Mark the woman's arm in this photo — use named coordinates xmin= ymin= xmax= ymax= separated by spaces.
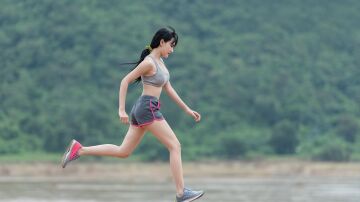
xmin=163 ymin=81 xmax=201 ymax=122
xmin=118 ymin=60 xmax=153 ymax=124
xmin=163 ymin=81 xmax=189 ymax=111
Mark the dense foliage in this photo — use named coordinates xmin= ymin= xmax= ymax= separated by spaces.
xmin=1 ymin=0 xmax=360 ymax=161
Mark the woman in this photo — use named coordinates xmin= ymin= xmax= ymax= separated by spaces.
xmin=61 ymin=27 xmax=204 ymax=202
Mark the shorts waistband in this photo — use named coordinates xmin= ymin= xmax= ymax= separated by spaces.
xmin=139 ymin=95 xmax=159 ymax=100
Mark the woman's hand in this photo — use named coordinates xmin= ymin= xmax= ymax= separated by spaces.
xmin=118 ymin=109 xmax=129 ymax=124
xmin=186 ymin=108 xmax=201 ymax=122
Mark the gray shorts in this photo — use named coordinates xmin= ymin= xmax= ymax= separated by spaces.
xmin=130 ymin=95 xmax=164 ymax=127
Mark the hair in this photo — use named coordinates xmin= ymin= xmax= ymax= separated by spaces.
xmin=120 ymin=26 xmax=178 ymax=84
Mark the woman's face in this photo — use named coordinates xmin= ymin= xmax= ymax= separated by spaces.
xmin=160 ymin=38 xmax=175 ymax=58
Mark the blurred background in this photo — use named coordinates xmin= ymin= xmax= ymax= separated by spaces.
xmin=0 ymin=0 xmax=360 ymax=201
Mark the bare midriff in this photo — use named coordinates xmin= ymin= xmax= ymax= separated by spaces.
xmin=141 ymin=83 xmax=163 ymax=99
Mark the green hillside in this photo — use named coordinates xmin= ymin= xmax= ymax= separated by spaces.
xmin=1 ymin=0 xmax=360 ymax=161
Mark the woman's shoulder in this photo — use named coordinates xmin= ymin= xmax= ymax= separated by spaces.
xmin=136 ymin=57 xmax=156 ymax=75
xmin=139 ymin=57 xmax=156 ymax=69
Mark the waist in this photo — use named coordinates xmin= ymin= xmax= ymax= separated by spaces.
xmin=141 ymin=85 xmax=162 ymax=99
xmin=139 ymin=94 xmax=160 ymax=101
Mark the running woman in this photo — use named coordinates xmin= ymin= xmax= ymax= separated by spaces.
xmin=61 ymin=27 xmax=204 ymax=202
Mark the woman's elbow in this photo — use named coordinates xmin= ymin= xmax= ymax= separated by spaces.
xmin=120 ymin=78 xmax=130 ymax=86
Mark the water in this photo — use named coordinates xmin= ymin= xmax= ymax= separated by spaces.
xmin=0 ymin=176 xmax=359 ymax=202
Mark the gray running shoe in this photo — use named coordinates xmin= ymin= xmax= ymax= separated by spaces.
xmin=176 ymin=187 xmax=204 ymax=202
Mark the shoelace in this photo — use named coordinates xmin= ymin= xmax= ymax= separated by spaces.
xmin=70 ymin=153 xmax=80 ymax=161
xmin=183 ymin=188 xmax=196 ymax=197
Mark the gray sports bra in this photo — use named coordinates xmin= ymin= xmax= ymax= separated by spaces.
xmin=142 ymin=56 xmax=170 ymax=87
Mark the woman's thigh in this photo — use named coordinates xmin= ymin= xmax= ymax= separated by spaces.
xmin=144 ymin=120 xmax=180 ymax=150
xmin=120 ymin=125 xmax=146 ymax=151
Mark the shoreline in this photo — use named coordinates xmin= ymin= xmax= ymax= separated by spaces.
xmin=1 ymin=160 xmax=359 ymax=180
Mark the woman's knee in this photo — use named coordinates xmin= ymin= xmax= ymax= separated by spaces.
xmin=168 ymin=140 xmax=181 ymax=153
xmin=119 ymin=151 xmax=132 ymax=158
xmin=115 ymin=146 xmax=132 ymax=158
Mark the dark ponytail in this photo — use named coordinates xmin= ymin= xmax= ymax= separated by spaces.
xmin=120 ymin=26 xmax=178 ymax=84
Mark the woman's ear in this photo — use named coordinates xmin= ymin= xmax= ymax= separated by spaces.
xmin=160 ymin=39 xmax=165 ymax=47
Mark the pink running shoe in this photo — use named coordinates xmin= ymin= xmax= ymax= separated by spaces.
xmin=61 ymin=139 xmax=82 ymax=168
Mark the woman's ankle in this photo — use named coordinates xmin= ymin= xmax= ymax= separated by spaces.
xmin=78 ymin=147 xmax=85 ymax=156
xmin=176 ymin=188 xmax=184 ymax=197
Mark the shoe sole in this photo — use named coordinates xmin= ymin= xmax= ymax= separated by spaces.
xmin=184 ymin=192 xmax=204 ymax=202
xmin=61 ymin=139 xmax=76 ymax=168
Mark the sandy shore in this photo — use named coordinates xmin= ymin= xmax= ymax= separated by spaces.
xmin=1 ymin=160 xmax=359 ymax=181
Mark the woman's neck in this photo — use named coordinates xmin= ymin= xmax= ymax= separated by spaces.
xmin=149 ymin=49 xmax=162 ymax=59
